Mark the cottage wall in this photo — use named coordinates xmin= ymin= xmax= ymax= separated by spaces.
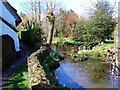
xmin=0 ymin=1 xmax=16 ymax=26
xmin=0 ymin=21 xmax=19 ymax=51
xmin=0 ymin=1 xmax=20 ymax=51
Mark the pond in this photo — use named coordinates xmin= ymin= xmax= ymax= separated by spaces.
xmin=52 ymin=45 xmax=120 ymax=88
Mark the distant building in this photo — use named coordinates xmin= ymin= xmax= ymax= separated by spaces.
xmin=0 ymin=0 xmax=22 ymax=51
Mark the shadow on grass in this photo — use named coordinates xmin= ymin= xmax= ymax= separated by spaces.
xmin=5 ymin=61 xmax=29 ymax=89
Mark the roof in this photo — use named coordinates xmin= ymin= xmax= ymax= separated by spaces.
xmin=2 ymin=0 xmax=22 ymax=26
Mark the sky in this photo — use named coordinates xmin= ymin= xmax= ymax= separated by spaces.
xmin=7 ymin=0 xmax=120 ymax=18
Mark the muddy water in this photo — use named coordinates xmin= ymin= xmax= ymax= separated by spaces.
xmin=52 ymin=45 xmax=120 ymax=88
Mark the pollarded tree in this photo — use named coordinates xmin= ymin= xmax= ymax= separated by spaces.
xmin=46 ymin=3 xmax=56 ymax=47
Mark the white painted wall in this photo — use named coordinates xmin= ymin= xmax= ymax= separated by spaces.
xmin=0 ymin=1 xmax=20 ymax=51
xmin=0 ymin=21 xmax=20 ymax=51
xmin=0 ymin=1 xmax=16 ymax=26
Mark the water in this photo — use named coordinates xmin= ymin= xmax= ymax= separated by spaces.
xmin=52 ymin=45 xmax=120 ymax=88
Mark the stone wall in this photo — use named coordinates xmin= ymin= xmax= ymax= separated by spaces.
xmin=27 ymin=48 xmax=50 ymax=89
xmin=27 ymin=46 xmax=63 ymax=89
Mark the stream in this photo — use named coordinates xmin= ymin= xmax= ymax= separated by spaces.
xmin=52 ymin=45 xmax=120 ymax=88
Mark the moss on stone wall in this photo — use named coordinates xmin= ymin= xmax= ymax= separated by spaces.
xmin=27 ymin=46 xmax=64 ymax=89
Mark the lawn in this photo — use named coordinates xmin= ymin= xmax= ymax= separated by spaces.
xmin=6 ymin=62 xmax=29 ymax=89
xmin=52 ymin=38 xmax=78 ymax=45
xmin=72 ymin=40 xmax=115 ymax=62
xmin=93 ymin=40 xmax=114 ymax=51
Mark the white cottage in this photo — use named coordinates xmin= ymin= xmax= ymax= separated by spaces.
xmin=0 ymin=0 xmax=22 ymax=51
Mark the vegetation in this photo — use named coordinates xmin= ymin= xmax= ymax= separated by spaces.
xmin=75 ymin=0 xmax=116 ymax=49
xmin=6 ymin=50 xmax=63 ymax=89
xmin=18 ymin=1 xmax=116 ymax=50
xmin=72 ymin=40 xmax=114 ymax=62
xmin=54 ymin=9 xmax=67 ymax=38
xmin=7 ymin=0 xmax=118 ymax=89
xmin=18 ymin=27 xmax=43 ymax=45
xmin=52 ymin=38 xmax=78 ymax=45
xmin=6 ymin=62 xmax=29 ymax=89
xmin=38 ymin=49 xmax=63 ymax=87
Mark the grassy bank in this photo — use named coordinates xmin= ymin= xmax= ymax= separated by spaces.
xmin=6 ymin=62 xmax=29 ymax=89
xmin=72 ymin=40 xmax=114 ymax=62
xmin=6 ymin=48 xmax=64 ymax=89
xmin=52 ymin=38 xmax=78 ymax=45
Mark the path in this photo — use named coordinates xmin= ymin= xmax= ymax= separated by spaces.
xmin=1 ymin=42 xmax=31 ymax=89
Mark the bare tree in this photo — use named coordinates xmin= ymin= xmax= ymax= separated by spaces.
xmin=22 ymin=0 xmax=42 ymax=28
xmin=46 ymin=2 xmax=56 ymax=47
xmin=38 ymin=0 xmax=41 ymax=27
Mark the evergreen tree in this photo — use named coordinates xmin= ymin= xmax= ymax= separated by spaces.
xmin=76 ymin=0 xmax=116 ymax=49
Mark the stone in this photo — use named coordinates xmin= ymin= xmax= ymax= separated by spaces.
xmin=27 ymin=49 xmax=50 ymax=88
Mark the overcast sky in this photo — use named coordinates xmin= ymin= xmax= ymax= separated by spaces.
xmin=7 ymin=0 xmax=120 ymax=17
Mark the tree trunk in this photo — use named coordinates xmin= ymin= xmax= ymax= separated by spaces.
xmin=38 ymin=0 xmax=41 ymax=27
xmin=47 ymin=22 xmax=54 ymax=45
xmin=46 ymin=10 xmax=55 ymax=47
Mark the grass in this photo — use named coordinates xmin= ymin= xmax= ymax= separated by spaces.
xmin=72 ymin=40 xmax=114 ymax=62
xmin=104 ymin=40 xmax=114 ymax=43
xmin=6 ymin=39 xmax=114 ymax=89
xmin=93 ymin=40 xmax=114 ymax=51
xmin=52 ymin=38 xmax=78 ymax=45
xmin=6 ymin=49 xmax=63 ymax=89
xmin=6 ymin=62 xmax=29 ymax=89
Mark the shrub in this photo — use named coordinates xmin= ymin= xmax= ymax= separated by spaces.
xmin=73 ymin=50 xmax=104 ymax=61
xmin=91 ymin=50 xmax=101 ymax=58
xmin=18 ymin=29 xmax=26 ymax=39
xmin=20 ymin=27 xmax=42 ymax=45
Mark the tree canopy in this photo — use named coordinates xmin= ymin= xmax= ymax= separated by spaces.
xmin=75 ymin=0 xmax=116 ymax=49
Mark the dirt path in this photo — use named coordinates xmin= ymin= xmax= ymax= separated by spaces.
xmin=1 ymin=42 xmax=31 ymax=89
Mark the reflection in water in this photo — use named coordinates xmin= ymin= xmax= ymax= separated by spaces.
xmin=55 ymin=61 xmax=84 ymax=88
xmin=56 ymin=60 xmax=120 ymax=88
xmin=52 ymin=45 xmax=120 ymax=88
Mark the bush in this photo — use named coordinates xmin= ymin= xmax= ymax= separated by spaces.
xmin=19 ymin=27 xmax=42 ymax=45
xmin=91 ymin=50 xmax=101 ymax=58
xmin=18 ymin=29 xmax=26 ymax=39
xmin=73 ymin=50 xmax=104 ymax=61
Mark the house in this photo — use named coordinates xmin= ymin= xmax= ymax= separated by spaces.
xmin=0 ymin=0 xmax=22 ymax=52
